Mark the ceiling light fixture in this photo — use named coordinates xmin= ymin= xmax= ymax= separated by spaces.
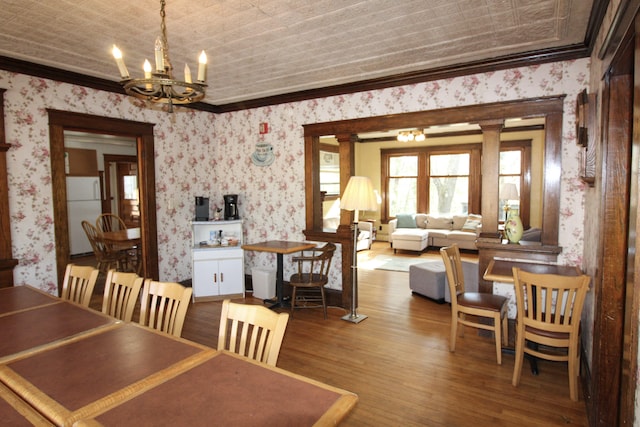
xmin=397 ymin=130 xmax=425 ymax=142
xmin=111 ymin=0 xmax=207 ymax=112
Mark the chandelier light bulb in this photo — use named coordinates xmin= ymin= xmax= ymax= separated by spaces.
xmin=112 ymin=45 xmax=129 ymax=79
xmin=198 ymin=51 xmax=207 ymax=82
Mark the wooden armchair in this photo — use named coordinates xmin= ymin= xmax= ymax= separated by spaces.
xmin=288 ymin=243 xmax=336 ymax=319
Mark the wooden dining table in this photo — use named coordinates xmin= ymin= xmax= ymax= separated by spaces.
xmin=99 ymin=227 xmax=141 ymax=273
xmin=242 ymin=240 xmax=317 ymax=308
xmin=0 ymin=285 xmax=357 ymax=426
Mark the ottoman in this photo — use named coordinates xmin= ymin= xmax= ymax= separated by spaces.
xmin=392 ymin=229 xmax=429 ymax=253
xmin=409 ymin=261 xmax=446 ymax=303
xmin=409 ymin=260 xmax=480 ymax=303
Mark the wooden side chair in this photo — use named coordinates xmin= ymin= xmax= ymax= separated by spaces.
xmin=218 ymin=299 xmax=290 ymax=366
xmin=60 ymin=264 xmax=99 ymax=307
xmin=288 ymin=242 xmax=336 ymax=319
xmin=139 ymin=279 xmax=192 ymax=337
xmin=96 ymin=213 xmax=139 ymax=272
xmin=102 ymin=269 xmax=144 ymax=322
xmin=81 ymin=220 xmax=128 ymax=272
xmin=96 ymin=213 xmax=127 ymax=233
xmin=440 ymin=244 xmax=508 ymax=364
xmin=512 ymin=267 xmax=591 ymax=401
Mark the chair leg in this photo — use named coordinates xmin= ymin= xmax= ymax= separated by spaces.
xmin=290 ymin=286 xmax=297 ymax=318
xmin=450 ymin=313 xmax=458 ymax=352
xmin=319 ymin=286 xmax=327 ymax=319
xmin=494 ymin=313 xmax=502 ymax=365
xmin=568 ymin=344 xmax=579 ymax=401
xmin=512 ymin=330 xmax=525 ymax=387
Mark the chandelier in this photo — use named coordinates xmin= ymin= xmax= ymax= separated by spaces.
xmin=397 ymin=130 xmax=425 ymax=142
xmin=111 ymin=0 xmax=207 ymax=111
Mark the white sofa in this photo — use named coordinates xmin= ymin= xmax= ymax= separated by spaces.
xmin=388 ymin=213 xmax=482 ymax=252
xmin=356 ymin=221 xmax=374 ymax=251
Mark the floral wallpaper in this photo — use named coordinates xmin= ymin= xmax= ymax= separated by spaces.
xmin=1 ymin=58 xmax=589 ymax=296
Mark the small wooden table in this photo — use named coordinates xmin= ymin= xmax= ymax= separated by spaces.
xmin=242 ymin=241 xmax=317 ymax=308
xmin=483 ymin=259 xmax=582 ymax=283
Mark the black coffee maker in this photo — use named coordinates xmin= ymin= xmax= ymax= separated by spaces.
xmin=223 ymin=194 xmax=239 ymax=220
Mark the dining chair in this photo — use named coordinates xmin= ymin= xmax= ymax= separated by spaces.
xmin=60 ymin=263 xmax=99 ymax=307
xmin=218 ymin=299 xmax=289 ymax=366
xmin=96 ymin=213 xmax=127 ymax=233
xmin=139 ymin=279 xmax=192 ymax=337
xmin=96 ymin=213 xmax=139 ymax=271
xmin=102 ymin=269 xmax=144 ymax=322
xmin=288 ymin=242 xmax=336 ymax=319
xmin=81 ymin=220 xmax=128 ymax=272
xmin=440 ymin=244 xmax=508 ymax=364
xmin=511 ymin=267 xmax=591 ymax=401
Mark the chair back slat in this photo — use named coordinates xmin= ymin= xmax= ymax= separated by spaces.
xmin=218 ymin=300 xmax=289 ymax=366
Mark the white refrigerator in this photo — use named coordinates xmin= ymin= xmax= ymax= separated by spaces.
xmin=67 ymin=176 xmax=102 ymax=255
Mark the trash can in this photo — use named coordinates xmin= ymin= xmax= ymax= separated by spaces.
xmin=251 ymin=268 xmax=276 ymax=300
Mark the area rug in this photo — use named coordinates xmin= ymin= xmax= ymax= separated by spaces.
xmin=358 ymin=255 xmax=434 ymax=272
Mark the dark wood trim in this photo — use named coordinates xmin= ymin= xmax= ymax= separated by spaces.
xmin=47 ymin=110 xmax=159 ymax=289
xmin=0 ymin=88 xmax=17 ymax=286
xmin=303 ymin=96 xmax=564 ymax=309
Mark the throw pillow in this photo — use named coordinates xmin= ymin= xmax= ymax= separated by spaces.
xmin=396 ymin=214 xmax=416 ymax=228
xmin=461 ymin=214 xmax=482 ymax=232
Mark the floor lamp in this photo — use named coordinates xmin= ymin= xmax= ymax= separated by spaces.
xmin=340 ymin=176 xmax=378 ymax=324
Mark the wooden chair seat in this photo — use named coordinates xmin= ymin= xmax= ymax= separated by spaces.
xmin=456 ymin=293 xmax=507 ymax=311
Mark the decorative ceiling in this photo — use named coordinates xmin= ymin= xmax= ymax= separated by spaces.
xmin=0 ymin=0 xmax=599 ymax=108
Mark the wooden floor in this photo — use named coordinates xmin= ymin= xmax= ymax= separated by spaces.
xmin=86 ymin=242 xmax=588 ymax=426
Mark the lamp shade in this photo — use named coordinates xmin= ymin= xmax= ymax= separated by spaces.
xmin=499 ymin=183 xmax=519 ymax=200
xmin=340 ymin=176 xmax=378 ymax=222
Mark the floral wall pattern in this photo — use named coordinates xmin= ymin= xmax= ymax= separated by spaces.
xmin=1 ymin=58 xmax=589 ymax=296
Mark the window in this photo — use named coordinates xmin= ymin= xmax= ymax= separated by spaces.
xmin=382 ymin=141 xmax=530 ymax=224
xmin=388 ymin=155 xmax=418 ymax=217
xmin=429 ymin=153 xmax=469 ymax=215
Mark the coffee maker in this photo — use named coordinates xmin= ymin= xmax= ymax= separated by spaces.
xmin=195 ymin=196 xmax=209 ymax=221
xmin=223 ymin=194 xmax=239 ymax=220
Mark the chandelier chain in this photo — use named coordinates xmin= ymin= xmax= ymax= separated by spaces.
xmin=159 ymin=0 xmax=173 ymax=77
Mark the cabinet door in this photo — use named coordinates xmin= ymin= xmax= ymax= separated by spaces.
xmin=218 ymin=257 xmax=244 ymax=295
xmin=193 ymin=259 xmax=219 ymax=298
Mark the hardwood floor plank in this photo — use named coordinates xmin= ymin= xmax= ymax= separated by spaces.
xmin=88 ymin=243 xmax=588 ymax=426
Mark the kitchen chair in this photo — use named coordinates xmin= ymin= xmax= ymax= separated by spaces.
xmin=440 ymin=244 xmax=508 ymax=364
xmin=218 ymin=299 xmax=289 ymax=366
xmin=102 ymin=269 xmax=144 ymax=322
xmin=139 ymin=279 xmax=192 ymax=337
xmin=60 ymin=263 xmax=99 ymax=307
xmin=288 ymin=242 xmax=336 ymax=319
xmin=82 ymin=220 xmax=128 ymax=272
xmin=96 ymin=213 xmax=139 ymax=271
xmin=96 ymin=213 xmax=127 ymax=233
xmin=511 ymin=267 xmax=591 ymax=401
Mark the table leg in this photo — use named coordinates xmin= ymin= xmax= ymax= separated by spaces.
xmin=264 ymin=254 xmax=289 ymax=309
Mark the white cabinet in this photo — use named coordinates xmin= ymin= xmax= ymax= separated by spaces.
xmin=191 ymin=220 xmax=244 ymax=302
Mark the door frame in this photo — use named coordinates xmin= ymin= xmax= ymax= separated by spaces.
xmin=48 ymin=110 xmax=159 ymax=288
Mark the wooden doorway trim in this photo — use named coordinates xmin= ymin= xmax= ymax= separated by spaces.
xmin=48 ymin=110 xmax=158 ymax=289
